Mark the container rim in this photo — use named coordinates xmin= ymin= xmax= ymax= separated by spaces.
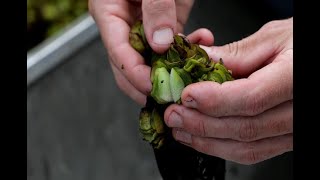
xmin=27 ymin=13 xmax=99 ymax=88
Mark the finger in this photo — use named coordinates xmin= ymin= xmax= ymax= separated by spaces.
xmin=89 ymin=1 xmax=152 ymax=95
xmin=109 ymin=59 xmax=147 ymax=106
xmin=97 ymin=15 xmax=152 ymax=95
xmin=89 ymin=0 xmax=139 ymax=27
xmin=186 ymin=28 xmax=214 ymax=46
xmin=175 ymin=0 xmax=195 ymax=33
xmin=142 ymin=0 xmax=176 ymax=53
xmin=172 ymin=131 xmax=292 ymax=165
xmin=200 ymin=18 xmax=293 ymax=77
xmin=164 ymin=101 xmax=292 ymax=142
xmin=181 ymin=51 xmax=293 ymax=116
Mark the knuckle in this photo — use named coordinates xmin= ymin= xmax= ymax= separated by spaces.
xmin=243 ymin=149 xmax=258 ymax=165
xmin=260 ymin=19 xmax=289 ymax=35
xmin=239 ymin=143 xmax=260 ymax=165
xmin=238 ymin=120 xmax=258 ymax=141
xmin=261 ymin=18 xmax=292 ymax=31
xmin=183 ymin=109 xmax=210 ymax=137
xmin=259 ymin=19 xmax=293 ymax=44
xmin=225 ymin=38 xmax=249 ymax=59
xmin=244 ymin=92 xmax=266 ymax=116
xmin=144 ymin=0 xmax=174 ymax=15
xmin=261 ymin=20 xmax=281 ymax=31
xmin=270 ymin=118 xmax=292 ymax=135
xmin=227 ymin=41 xmax=240 ymax=57
xmin=196 ymin=119 xmax=207 ymax=137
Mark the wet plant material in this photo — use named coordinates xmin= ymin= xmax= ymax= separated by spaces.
xmin=130 ymin=20 xmax=233 ymax=180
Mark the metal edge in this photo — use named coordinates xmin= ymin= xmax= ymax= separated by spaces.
xmin=27 ymin=12 xmax=99 ymax=88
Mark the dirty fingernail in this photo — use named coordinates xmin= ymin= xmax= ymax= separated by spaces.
xmin=184 ymin=96 xmax=197 ymax=108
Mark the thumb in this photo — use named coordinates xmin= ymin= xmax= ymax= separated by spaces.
xmin=142 ymin=0 xmax=176 ymax=54
xmin=201 ymin=21 xmax=286 ymax=78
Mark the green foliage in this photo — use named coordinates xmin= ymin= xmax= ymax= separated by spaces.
xmin=130 ymin=20 xmax=234 ymax=149
xmin=27 ymin=0 xmax=88 ymax=43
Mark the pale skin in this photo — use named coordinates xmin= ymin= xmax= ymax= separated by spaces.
xmin=165 ymin=18 xmax=293 ymax=165
xmin=89 ymin=0 xmax=293 ymax=165
xmin=88 ymin=0 xmax=195 ymax=104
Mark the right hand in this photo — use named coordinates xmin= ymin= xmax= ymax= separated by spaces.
xmin=88 ymin=0 xmax=195 ymax=105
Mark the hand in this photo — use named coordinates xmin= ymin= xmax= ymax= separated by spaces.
xmin=88 ymin=0 xmax=194 ymax=105
xmin=164 ymin=18 xmax=293 ymax=165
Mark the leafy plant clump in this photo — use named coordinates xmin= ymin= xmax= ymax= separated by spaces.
xmin=130 ymin=20 xmax=234 ymax=150
xmin=130 ymin=20 xmax=231 ymax=180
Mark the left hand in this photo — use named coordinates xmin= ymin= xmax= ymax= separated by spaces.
xmin=164 ymin=18 xmax=293 ymax=165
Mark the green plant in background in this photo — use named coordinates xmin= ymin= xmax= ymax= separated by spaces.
xmin=27 ymin=0 xmax=88 ymax=49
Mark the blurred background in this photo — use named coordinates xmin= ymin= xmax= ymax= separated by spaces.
xmin=27 ymin=0 xmax=293 ymax=180
xmin=27 ymin=0 xmax=88 ymax=51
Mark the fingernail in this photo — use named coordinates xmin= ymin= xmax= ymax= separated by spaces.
xmin=153 ymin=28 xmax=173 ymax=45
xmin=175 ymin=130 xmax=192 ymax=144
xmin=168 ymin=111 xmax=183 ymax=128
xmin=184 ymin=96 xmax=197 ymax=108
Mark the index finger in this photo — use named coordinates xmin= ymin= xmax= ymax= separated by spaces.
xmin=91 ymin=1 xmax=152 ymax=95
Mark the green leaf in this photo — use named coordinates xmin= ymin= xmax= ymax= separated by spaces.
xmin=196 ymin=45 xmax=210 ymax=61
xmin=143 ymin=132 xmax=158 ymax=142
xmin=151 ymin=108 xmax=165 ymax=134
xmin=173 ymin=67 xmax=192 ymax=86
xmin=170 ymin=68 xmax=186 ymax=103
xmin=215 ymin=69 xmax=227 ymax=82
xmin=167 ymin=46 xmax=181 ymax=63
xmin=151 ymin=67 xmax=173 ymax=104
xmin=129 ymin=33 xmax=145 ymax=54
xmin=207 ymin=71 xmax=223 ymax=83
xmin=151 ymin=59 xmax=167 ymax=83
xmin=153 ymin=138 xmax=165 ymax=149
xmin=139 ymin=108 xmax=152 ymax=131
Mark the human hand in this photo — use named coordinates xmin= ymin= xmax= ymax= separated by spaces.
xmin=88 ymin=0 xmax=194 ymax=105
xmin=164 ymin=18 xmax=293 ymax=165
